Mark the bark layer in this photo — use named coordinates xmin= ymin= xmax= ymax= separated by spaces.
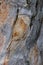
xmin=0 ymin=0 xmax=43 ymax=65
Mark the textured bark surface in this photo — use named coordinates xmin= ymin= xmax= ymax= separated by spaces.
xmin=0 ymin=0 xmax=43 ymax=65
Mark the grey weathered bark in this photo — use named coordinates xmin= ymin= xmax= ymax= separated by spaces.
xmin=0 ymin=0 xmax=43 ymax=65
xmin=26 ymin=0 xmax=43 ymax=49
xmin=26 ymin=0 xmax=43 ymax=65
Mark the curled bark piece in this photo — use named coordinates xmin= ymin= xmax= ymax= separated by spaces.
xmin=12 ymin=15 xmax=30 ymax=40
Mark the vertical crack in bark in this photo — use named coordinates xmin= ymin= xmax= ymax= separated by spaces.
xmin=7 ymin=8 xmax=19 ymax=57
xmin=26 ymin=0 xmax=43 ymax=50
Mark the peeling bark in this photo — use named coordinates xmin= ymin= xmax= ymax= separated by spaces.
xmin=0 ymin=0 xmax=43 ymax=65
